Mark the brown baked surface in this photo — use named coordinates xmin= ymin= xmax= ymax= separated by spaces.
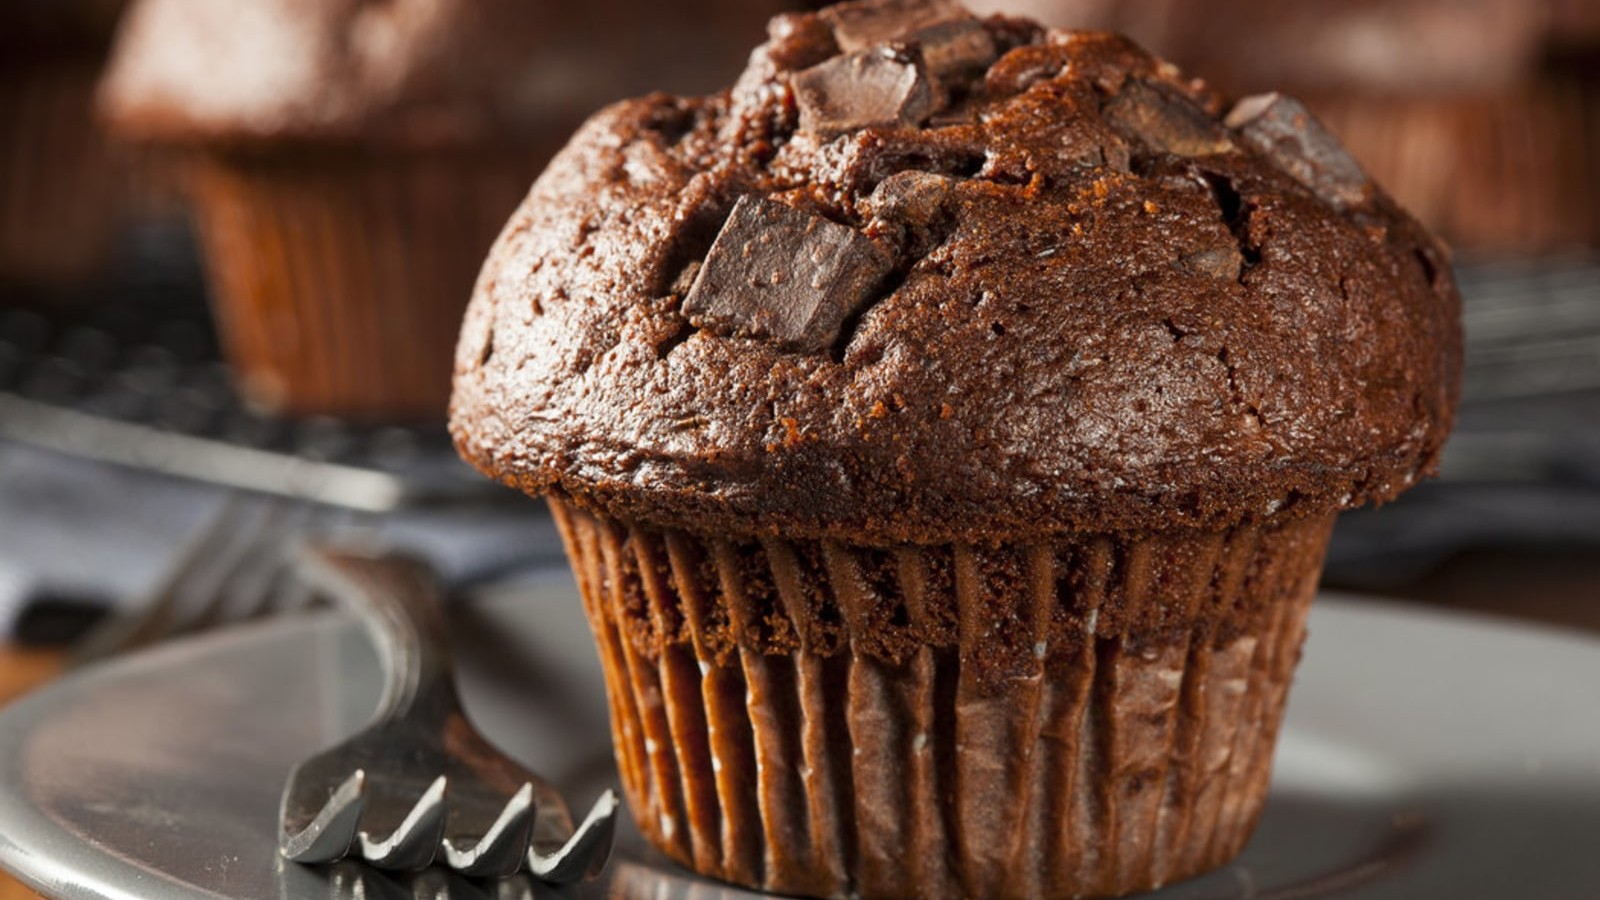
xmin=450 ymin=2 xmax=1463 ymax=545
xmin=98 ymin=0 xmax=817 ymax=146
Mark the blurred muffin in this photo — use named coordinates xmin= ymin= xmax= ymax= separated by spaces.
xmin=99 ymin=0 xmax=818 ymax=420
xmin=451 ymin=1 xmax=1462 ymax=896
xmin=969 ymin=0 xmax=1600 ymax=255
xmin=0 ymin=0 xmax=127 ymax=294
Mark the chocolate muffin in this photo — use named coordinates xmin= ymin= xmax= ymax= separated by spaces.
xmin=451 ymin=1 xmax=1462 ymax=896
xmin=0 ymin=0 xmax=127 ymax=293
xmin=99 ymin=0 xmax=819 ymax=419
xmin=969 ymin=0 xmax=1600 ymax=255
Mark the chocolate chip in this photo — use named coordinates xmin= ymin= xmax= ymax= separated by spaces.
xmin=1181 ymin=245 xmax=1242 ymax=281
xmin=906 ymin=18 xmax=998 ymax=80
xmin=819 ymin=0 xmax=966 ymax=52
xmin=1103 ymin=81 xmax=1234 ymax=157
xmin=1225 ymin=93 xmax=1370 ymax=210
xmin=764 ymin=12 xmax=840 ymax=72
xmin=682 ymin=196 xmax=894 ymax=354
xmin=794 ymin=48 xmax=935 ymax=139
xmin=869 ymin=170 xmax=956 ymax=226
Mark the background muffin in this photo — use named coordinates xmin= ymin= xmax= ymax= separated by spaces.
xmin=969 ymin=0 xmax=1600 ymax=256
xmin=99 ymin=0 xmax=821 ymax=419
xmin=0 ymin=0 xmax=127 ymax=295
xmin=451 ymin=1 xmax=1460 ymax=897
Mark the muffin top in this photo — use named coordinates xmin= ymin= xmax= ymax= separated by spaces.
xmin=451 ymin=0 xmax=1462 ymax=545
xmin=99 ymin=0 xmax=814 ymax=146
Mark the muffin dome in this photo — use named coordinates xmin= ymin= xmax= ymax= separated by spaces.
xmin=451 ymin=0 xmax=1462 ymax=544
xmin=99 ymin=0 xmax=813 ymax=146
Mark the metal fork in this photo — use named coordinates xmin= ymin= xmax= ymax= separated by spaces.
xmin=281 ymin=545 xmax=619 ymax=881
xmin=71 ymin=492 xmax=343 ymax=665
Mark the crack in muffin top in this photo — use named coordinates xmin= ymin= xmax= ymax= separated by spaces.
xmin=450 ymin=0 xmax=1463 ymax=545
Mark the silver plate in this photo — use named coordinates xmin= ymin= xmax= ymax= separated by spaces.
xmin=2 ymin=583 xmax=1599 ymax=899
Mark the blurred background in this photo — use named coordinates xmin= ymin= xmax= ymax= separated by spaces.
xmin=0 ymin=3 xmax=1597 ymax=891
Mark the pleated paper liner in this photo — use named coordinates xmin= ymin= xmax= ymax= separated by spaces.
xmin=550 ymin=497 xmax=1336 ymax=900
xmin=184 ymin=146 xmax=537 ymax=420
xmin=0 ymin=63 xmax=123 ymax=292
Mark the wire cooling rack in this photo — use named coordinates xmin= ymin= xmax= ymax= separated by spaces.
xmin=0 ymin=226 xmax=499 ymax=511
xmin=1455 ymin=256 xmax=1600 ymax=403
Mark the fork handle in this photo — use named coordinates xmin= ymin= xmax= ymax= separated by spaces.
xmin=296 ymin=545 xmax=461 ymax=723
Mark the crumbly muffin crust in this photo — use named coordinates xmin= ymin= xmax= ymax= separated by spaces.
xmin=451 ymin=1 xmax=1462 ymax=544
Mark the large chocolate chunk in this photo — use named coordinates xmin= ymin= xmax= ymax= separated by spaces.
xmin=1226 ymin=92 xmax=1370 ymax=210
xmin=868 ymin=170 xmax=957 ymax=226
xmin=794 ymin=48 xmax=935 ymax=139
xmin=682 ymin=196 xmax=894 ymax=354
xmin=819 ymin=0 xmax=966 ymax=52
xmin=1103 ymin=80 xmax=1234 ymax=157
xmin=907 ymin=18 xmax=998 ymax=80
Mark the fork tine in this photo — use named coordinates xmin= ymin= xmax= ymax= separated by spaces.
xmin=284 ymin=547 xmax=620 ymax=884
xmin=441 ymin=783 xmax=535 ymax=878
xmin=525 ymin=790 xmax=620 ymax=884
xmin=357 ymin=775 xmax=449 ymax=871
xmin=281 ymin=769 xmax=366 ymax=863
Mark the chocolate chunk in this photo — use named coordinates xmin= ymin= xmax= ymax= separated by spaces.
xmin=1103 ymin=81 xmax=1234 ymax=157
xmin=682 ymin=196 xmax=894 ymax=354
xmin=1226 ymin=93 xmax=1370 ymax=210
xmin=819 ymin=0 xmax=966 ymax=52
xmin=794 ymin=48 xmax=935 ymax=139
xmin=906 ymin=18 xmax=998 ymax=80
xmin=869 ymin=170 xmax=956 ymax=226
xmin=763 ymin=12 xmax=840 ymax=72
xmin=1181 ymin=245 xmax=1242 ymax=281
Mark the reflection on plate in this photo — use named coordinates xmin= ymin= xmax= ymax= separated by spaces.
xmin=1 ymin=583 xmax=1599 ymax=899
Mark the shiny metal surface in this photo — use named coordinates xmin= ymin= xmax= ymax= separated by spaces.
xmin=280 ymin=549 xmax=617 ymax=879
xmin=2 ymin=585 xmax=1600 ymax=899
xmin=0 ymin=394 xmax=409 ymax=512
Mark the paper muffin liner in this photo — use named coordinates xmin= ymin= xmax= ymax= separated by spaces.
xmin=184 ymin=148 xmax=536 ymax=419
xmin=0 ymin=63 xmax=122 ymax=292
xmin=549 ymin=497 xmax=1336 ymax=900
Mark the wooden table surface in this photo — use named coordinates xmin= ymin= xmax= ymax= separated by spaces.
xmin=0 ymin=646 xmax=60 ymax=900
